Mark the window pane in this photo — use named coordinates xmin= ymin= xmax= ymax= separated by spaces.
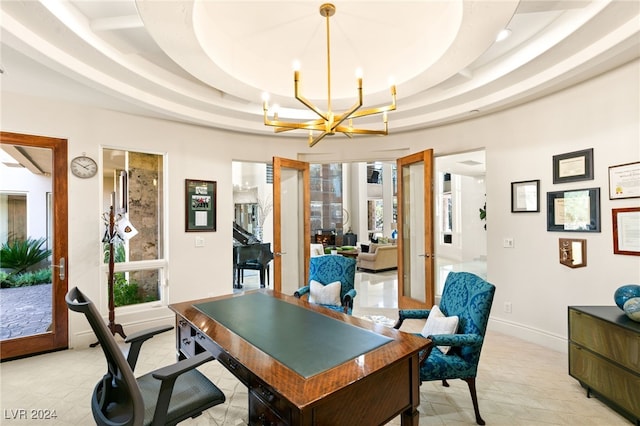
xmin=111 ymin=268 xmax=161 ymax=307
xmin=103 ymin=149 xmax=164 ymax=262
xmin=103 ymin=148 xmax=165 ymax=308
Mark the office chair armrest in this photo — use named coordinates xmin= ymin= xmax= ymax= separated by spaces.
xmin=126 ymin=325 xmax=174 ymax=344
xmin=294 ymin=286 xmax=310 ymax=298
xmin=428 ymin=333 xmax=483 ymax=349
xmin=150 ymin=352 xmax=215 ymax=425
xmin=394 ymin=309 xmax=432 ymax=328
xmin=125 ymin=325 xmax=174 ymax=371
xmin=151 ymin=352 xmax=214 ymax=381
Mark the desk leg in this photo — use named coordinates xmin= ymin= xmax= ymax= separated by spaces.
xmin=401 ymin=407 xmax=419 ymax=426
xmin=401 ymin=354 xmax=421 ymax=426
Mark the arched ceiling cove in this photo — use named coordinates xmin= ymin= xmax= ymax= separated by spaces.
xmin=1 ymin=0 xmax=638 ymax=140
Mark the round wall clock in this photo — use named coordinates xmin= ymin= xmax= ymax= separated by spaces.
xmin=70 ymin=155 xmax=98 ymax=178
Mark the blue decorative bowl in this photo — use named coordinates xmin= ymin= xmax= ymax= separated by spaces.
xmin=623 ymin=297 xmax=640 ymax=322
xmin=614 ymin=284 xmax=640 ymax=310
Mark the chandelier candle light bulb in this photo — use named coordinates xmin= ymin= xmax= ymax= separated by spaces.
xmin=262 ymin=3 xmax=396 ymax=147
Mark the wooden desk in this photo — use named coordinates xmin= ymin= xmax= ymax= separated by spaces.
xmin=170 ymin=289 xmax=430 ymax=425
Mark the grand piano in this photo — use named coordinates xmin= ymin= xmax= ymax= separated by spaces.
xmin=233 ymin=222 xmax=274 ymax=289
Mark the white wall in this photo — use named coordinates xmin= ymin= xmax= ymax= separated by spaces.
xmin=2 ymin=59 xmax=638 ymax=351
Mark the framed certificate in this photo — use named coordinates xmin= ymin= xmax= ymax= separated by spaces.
xmin=547 ymin=188 xmax=600 ymax=232
xmin=612 ymin=207 xmax=640 ymax=256
xmin=511 ymin=180 xmax=540 ymax=212
xmin=608 ymin=161 xmax=640 ymax=199
xmin=552 ymin=148 xmax=594 ymax=184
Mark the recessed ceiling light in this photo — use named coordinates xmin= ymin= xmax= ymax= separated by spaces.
xmin=496 ymin=28 xmax=512 ymax=42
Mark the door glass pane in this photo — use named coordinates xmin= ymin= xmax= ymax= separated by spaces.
xmin=280 ymin=167 xmax=304 ymax=294
xmin=368 ymin=199 xmax=384 ymax=235
xmin=401 ymin=162 xmax=426 ymax=302
xmin=0 ymin=145 xmax=53 ymax=339
xmin=310 ymin=163 xmax=343 ymax=238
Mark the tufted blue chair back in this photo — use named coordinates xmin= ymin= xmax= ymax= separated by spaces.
xmin=309 ymin=255 xmax=356 ymax=300
xmin=439 ymin=272 xmax=495 ymax=365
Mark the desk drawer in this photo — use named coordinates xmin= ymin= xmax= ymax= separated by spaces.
xmin=249 ymin=392 xmax=287 ymax=426
xmin=179 ymin=336 xmax=197 ymax=357
xmin=177 ymin=319 xmax=195 ymax=357
xmin=569 ymin=309 xmax=640 ymax=373
xmin=250 ymin=378 xmax=291 ymax=424
xmin=217 ymin=351 xmax=251 ymax=386
xmin=570 ymin=342 xmax=640 ymax=419
xmin=193 ymin=332 xmax=222 ymax=358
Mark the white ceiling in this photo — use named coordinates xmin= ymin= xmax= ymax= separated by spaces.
xmin=1 ymin=0 xmax=638 ymax=148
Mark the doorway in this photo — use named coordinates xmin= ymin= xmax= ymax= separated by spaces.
xmin=232 ymin=161 xmax=275 ymax=291
xmin=434 ymin=150 xmax=487 ymax=296
xmin=0 ymin=132 xmax=68 ymax=360
xmin=231 ymin=151 xmax=487 ymax=309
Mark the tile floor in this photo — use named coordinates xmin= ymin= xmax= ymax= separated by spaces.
xmin=0 ymin=269 xmax=631 ymax=425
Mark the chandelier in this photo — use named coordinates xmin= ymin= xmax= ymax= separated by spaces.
xmin=262 ymin=3 xmax=397 ymax=148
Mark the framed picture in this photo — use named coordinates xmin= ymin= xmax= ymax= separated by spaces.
xmin=552 ymin=148 xmax=594 ymax=184
xmin=547 ymin=187 xmax=600 ymax=232
xmin=511 ymin=180 xmax=540 ymax=212
xmin=185 ymin=179 xmax=216 ymax=232
xmin=608 ymin=161 xmax=640 ymax=199
xmin=612 ymin=207 xmax=640 ymax=256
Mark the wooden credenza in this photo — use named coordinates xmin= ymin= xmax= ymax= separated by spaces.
xmin=568 ymin=306 xmax=640 ymax=425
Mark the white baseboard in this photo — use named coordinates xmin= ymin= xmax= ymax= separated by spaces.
xmin=488 ymin=317 xmax=568 ymax=353
xmin=69 ymin=314 xmax=175 ymax=349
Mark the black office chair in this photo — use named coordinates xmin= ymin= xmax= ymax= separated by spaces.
xmin=66 ymin=287 xmax=225 ymax=426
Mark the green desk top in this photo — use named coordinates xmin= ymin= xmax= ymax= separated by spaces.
xmin=194 ymin=292 xmax=392 ymax=378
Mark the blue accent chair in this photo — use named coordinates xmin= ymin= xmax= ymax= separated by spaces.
xmin=294 ymin=255 xmax=357 ymax=314
xmin=394 ymin=271 xmax=496 ymax=425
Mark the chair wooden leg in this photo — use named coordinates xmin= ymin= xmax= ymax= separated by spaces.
xmin=463 ymin=378 xmax=485 ymax=425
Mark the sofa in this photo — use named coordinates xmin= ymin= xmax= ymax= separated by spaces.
xmin=357 ymin=243 xmax=397 ymax=272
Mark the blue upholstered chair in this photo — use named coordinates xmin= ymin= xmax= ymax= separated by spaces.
xmin=294 ymin=255 xmax=357 ymax=314
xmin=394 ymin=272 xmax=496 ymax=425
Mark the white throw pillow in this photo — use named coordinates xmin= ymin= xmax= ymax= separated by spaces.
xmin=308 ymin=280 xmax=341 ymax=306
xmin=420 ymin=305 xmax=459 ymax=354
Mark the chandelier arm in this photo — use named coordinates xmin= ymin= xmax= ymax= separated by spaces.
xmin=265 ymin=117 xmax=326 ymax=132
xmin=331 ymin=96 xmax=363 ymax=132
xmin=335 ymin=126 xmax=388 ymax=136
xmin=347 ymin=103 xmax=396 ymax=120
xmin=336 ymin=129 xmax=389 ymax=137
xmin=274 ymin=123 xmax=326 ymax=133
xmin=266 ymin=117 xmax=325 ymax=127
xmin=295 ymin=81 xmax=329 ymax=121
xmin=347 ymin=87 xmax=396 ymax=120
xmin=309 ymin=131 xmax=329 ymax=148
